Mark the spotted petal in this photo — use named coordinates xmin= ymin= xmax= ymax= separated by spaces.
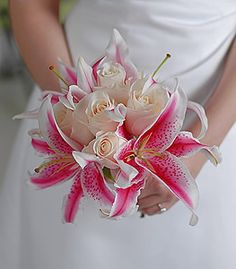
xmin=31 ymin=158 xmax=78 ymax=189
xmin=81 ymin=162 xmax=115 ymax=208
xmin=106 ymin=29 xmax=138 ymax=82
xmin=31 ymin=137 xmax=55 ymax=155
xmin=134 ymin=85 xmax=187 ymax=153
xmin=135 ymin=152 xmax=199 ymax=225
xmin=108 ymin=179 xmax=145 ymax=218
xmin=63 ymin=170 xmax=84 ymax=223
xmin=167 ymin=131 xmax=221 ymax=166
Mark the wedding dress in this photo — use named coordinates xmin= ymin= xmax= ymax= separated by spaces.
xmin=1 ymin=1 xmax=236 ymax=268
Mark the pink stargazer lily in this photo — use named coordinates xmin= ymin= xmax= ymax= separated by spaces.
xmin=115 ymin=84 xmax=221 ymax=225
xmin=29 ymin=95 xmax=83 ymax=190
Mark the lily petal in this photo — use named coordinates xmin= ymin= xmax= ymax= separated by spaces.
xmin=31 ymin=158 xmax=78 ymax=189
xmin=134 ymin=85 xmax=187 ymax=152
xmin=106 ymin=29 xmax=138 ymax=82
xmin=31 ymin=137 xmax=55 ymax=155
xmin=13 ymin=108 xmax=39 ymax=120
xmin=58 ymin=58 xmax=77 ymax=86
xmin=115 ymin=139 xmax=144 ymax=187
xmin=167 ymin=131 xmax=222 ymax=165
xmin=77 ymin=57 xmax=94 ymax=93
xmin=92 ymin=56 xmax=105 ymax=83
xmin=63 ymin=170 xmax=84 ymax=223
xmin=135 ymin=152 xmax=199 ymax=223
xmin=108 ymin=179 xmax=145 ymax=218
xmin=187 ymin=101 xmax=208 ymax=140
xmin=39 ymin=96 xmax=82 ymax=153
xmin=81 ymin=162 xmax=115 ymax=208
xmin=72 ymin=151 xmax=100 ymax=169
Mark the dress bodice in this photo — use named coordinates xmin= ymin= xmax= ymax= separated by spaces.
xmin=65 ymin=0 xmax=236 ymax=103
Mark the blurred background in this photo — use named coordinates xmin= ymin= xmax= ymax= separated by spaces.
xmin=0 ymin=0 xmax=76 ymax=183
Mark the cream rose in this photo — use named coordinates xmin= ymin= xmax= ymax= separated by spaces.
xmin=97 ymin=62 xmax=126 ymax=87
xmin=83 ymin=132 xmax=126 ymax=169
xmin=74 ymin=91 xmax=125 ymax=135
xmin=54 ymin=102 xmax=94 ymax=146
xmin=125 ymin=78 xmax=169 ymax=136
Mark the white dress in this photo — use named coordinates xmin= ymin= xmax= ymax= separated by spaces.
xmin=1 ymin=1 xmax=236 ymax=268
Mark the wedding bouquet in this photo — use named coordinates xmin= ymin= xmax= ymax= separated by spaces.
xmin=15 ymin=29 xmax=221 ymax=225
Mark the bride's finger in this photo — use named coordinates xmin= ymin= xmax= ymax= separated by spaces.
xmin=138 ymin=194 xmax=163 ymax=210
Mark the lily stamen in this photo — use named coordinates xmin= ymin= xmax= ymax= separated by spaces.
xmin=49 ymin=65 xmax=69 ymax=87
xmin=152 ymin=53 xmax=171 ymax=80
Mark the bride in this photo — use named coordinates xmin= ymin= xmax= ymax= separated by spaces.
xmin=1 ymin=0 xmax=236 ymax=268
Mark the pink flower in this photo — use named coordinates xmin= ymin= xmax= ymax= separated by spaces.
xmin=115 ymin=85 xmax=221 ymax=225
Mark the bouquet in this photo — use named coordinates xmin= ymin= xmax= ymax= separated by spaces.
xmin=15 ymin=29 xmax=221 ymax=225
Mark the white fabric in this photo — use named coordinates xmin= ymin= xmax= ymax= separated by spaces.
xmin=1 ymin=1 xmax=236 ymax=268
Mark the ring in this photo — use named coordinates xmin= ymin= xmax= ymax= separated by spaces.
xmin=158 ymin=203 xmax=167 ymax=214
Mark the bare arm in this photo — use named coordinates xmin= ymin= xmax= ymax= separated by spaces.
xmin=9 ymin=0 xmax=72 ymax=91
xmin=139 ymin=37 xmax=236 ymax=215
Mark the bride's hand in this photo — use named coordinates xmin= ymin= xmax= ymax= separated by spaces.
xmin=137 ymin=153 xmax=206 ymax=216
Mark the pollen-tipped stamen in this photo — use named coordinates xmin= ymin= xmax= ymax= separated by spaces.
xmin=152 ymin=53 xmax=171 ymax=80
xmin=49 ymin=65 xmax=69 ymax=87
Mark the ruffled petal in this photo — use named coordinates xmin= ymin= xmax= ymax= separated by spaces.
xmin=31 ymin=158 xmax=78 ymax=188
xmin=77 ymin=57 xmax=94 ymax=93
xmin=81 ymin=162 xmax=115 ymax=208
xmin=134 ymin=85 xmax=187 ymax=153
xmin=187 ymin=101 xmax=208 ymax=140
xmin=135 ymin=152 xmax=199 ymax=225
xmin=63 ymin=170 xmax=84 ymax=223
xmin=167 ymin=131 xmax=221 ymax=165
xmin=108 ymin=179 xmax=145 ymax=218
xmin=106 ymin=29 xmax=138 ymax=82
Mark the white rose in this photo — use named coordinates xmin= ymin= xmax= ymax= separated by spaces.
xmin=83 ymin=132 xmax=126 ymax=169
xmin=74 ymin=91 xmax=126 ymax=136
xmin=125 ymin=78 xmax=169 ymax=136
xmin=54 ymin=102 xmax=94 ymax=146
xmin=97 ymin=62 xmax=126 ymax=87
